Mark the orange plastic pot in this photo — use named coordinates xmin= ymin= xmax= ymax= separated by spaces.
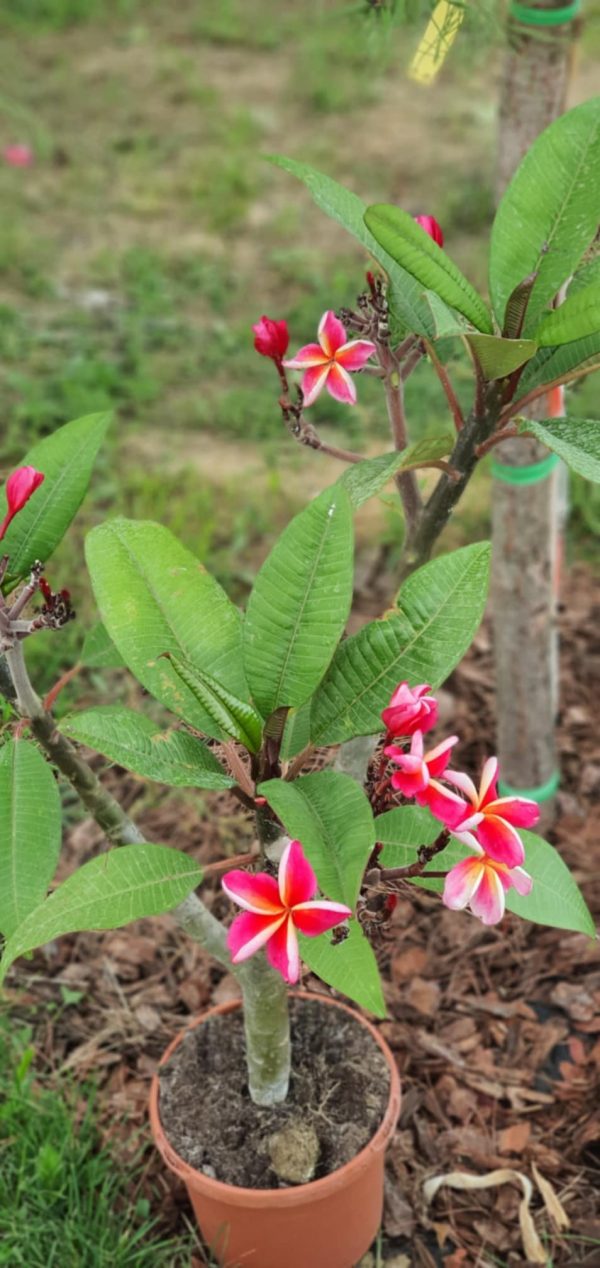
xmin=150 ymin=991 xmax=401 ymax=1268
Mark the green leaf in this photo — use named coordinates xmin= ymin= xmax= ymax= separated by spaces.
xmin=80 ymin=621 xmax=124 ymax=670
xmin=280 ymin=698 xmax=313 ymax=762
xmin=58 ymin=706 xmax=235 ymax=790
xmin=505 ymin=831 xmax=595 ymax=935
xmin=424 ymin=290 xmax=471 ymax=338
xmin=0 ymin=844 xmax=202 ymax=984
xmin=165 ymin=655 xmax=263 ymax=753
xmin=299 ymin=920 xmax=386 ymax=1017
xmin=243 ymin=486 xmax=354 ymax=717
xmin=465 ymin=333 xmax=538 ymax=380
xmin=258 ymin=771 xmax=375 ymax=907
xmin=364 ymin=204 xmax=493 ymax=333
xmin=536 ymin=284 xmax=600 ymax=346
xmin=489 ymin=99 xmax=600 ymax=335
xmin=310 ymin=543 xmax=491 ymax=745
xmin=340 ymin=435 xmax=455 ymax=509
xmin=85 ymin=519 xmax=246 ymax=740
xmin=516 ymin=418 xmax=600 ymax=483
xmin=375 ymin=804 xmax=441 ymax=850
xmin=0 ymin=739 xmax=61 ymax=939
xmin=568 ymin=243 xmax=600 ymax=298
xmin=2 ymin=413 xmax=111 ymax=588
xmin=502 ymin=272 xmax=539 ymax=340
xmin=269 ymin=155 xmax=435 ymax=337
xmin=517 ymin=331 xmax=600 ymax=396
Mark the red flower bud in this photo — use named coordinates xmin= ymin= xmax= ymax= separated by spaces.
xmin=0 ymin=466 xmax=45 ymax=541
xmin=414 ymin=215 xmax=444 ymax=248
xmin=252 ymin=315 xmax=289 ymax=362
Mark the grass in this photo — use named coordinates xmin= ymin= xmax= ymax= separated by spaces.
xmin=0 ymin=1006 xmax=198 ymax=1267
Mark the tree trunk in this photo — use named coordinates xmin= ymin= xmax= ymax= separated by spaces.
xmin=492 ymin=0 xmax=578 ymax=829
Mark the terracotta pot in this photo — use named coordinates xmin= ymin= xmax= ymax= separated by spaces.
xmin=150 ymin=991 xmax=401 ymax=1268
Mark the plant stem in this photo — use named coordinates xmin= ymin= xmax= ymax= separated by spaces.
xmin=377 ymin=340 xmax=422 ymax=534
xmin=239 ymin=951 xmax=291 ymax=1106
xmin=424 ymin=340 xmax=465 ymax=432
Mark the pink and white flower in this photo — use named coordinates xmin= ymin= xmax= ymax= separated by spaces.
xmin=222 ymin=839 xmax=351 ymax=984
xmin=445 ymin=757 xmax=539 ymax=868
xmin=414 ymin=214 xmax=444 ymax=247
xmin=381 ymin=681 xmax=438 ymax=738
xmin=0 ymin=466 xmax=45 ymax=541
xmin=284 ymin=310 xmax=376 ymax=407
xmin=385 ymin=730 xmax=464 ymax=825
xmin=443 ymin=843 xmax=532 ymax=926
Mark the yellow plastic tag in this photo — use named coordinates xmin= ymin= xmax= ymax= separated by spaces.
xmin=409 ymin=1 xmax=465 ymax=85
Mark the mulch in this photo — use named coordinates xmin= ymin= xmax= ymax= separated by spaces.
xmin=4 ymin=563 xmax=599 ymax=1267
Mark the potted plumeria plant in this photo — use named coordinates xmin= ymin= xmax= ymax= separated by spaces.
xmin=0 ymin=97 xmax=599 ymax=1268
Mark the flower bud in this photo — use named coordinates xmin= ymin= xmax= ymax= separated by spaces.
xmin=0 ymin=466 xmax=45 ymax=540
xmin=414 ymin=214 xmax=444 ymax=247
xmin=381 ymin=681 xmax=438 ymax=737
xmin=252 ymin=315 xmax=290 ymax=362
xmin=3 ymin=143 xmax=33 ymax=168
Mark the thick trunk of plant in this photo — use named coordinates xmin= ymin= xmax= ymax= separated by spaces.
xmin=492 ymin=1 xmax=577 ymax=828
xmin=240 ymin=952 xmax=291 ymax=1107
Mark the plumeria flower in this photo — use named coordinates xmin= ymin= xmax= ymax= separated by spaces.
xmin=283 ymin=310 xmax=376 ymax=407
xmin=0 ymin=466 xmax=44 ymax=541
xmin=414 ymin=214 xmax=444 ymax=246
xmin=445 ymin=757 xmax=539 ymax=868
xmin=3 ymin=143 xmax=33 ymax=168
xmin=381 ymin=681 xmax=438 ymax=738
xmin=443 ymin=843 xmax=532 ymax=926
xmin=385 ymin=730 xmax=463 ymax=824
xmin=252 ymin=315 xmax=289 ymax=362
xmin=222 ymin=839 xmax=351 ymax=984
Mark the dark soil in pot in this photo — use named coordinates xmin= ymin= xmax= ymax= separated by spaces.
xmin=157 ymin=996 xmax=390 ymax=1189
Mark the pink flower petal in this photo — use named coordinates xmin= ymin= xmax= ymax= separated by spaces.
xmin=279 ymin=839 xmax=317 ymax=908
xmin=227 ymin=911 xmax=286 ymax=963
xmin=443 ymin=857 xmax=484 ymax=910
xmin=222 ymin=869 xmax=282 ymax=914
xmin=426 ymin=735 xmax=459 ymax=778
xmin=475 ymin=814 xmax=525 ymax=868
xmin=292 ymin=900 xmax=352 ymax=936
xmin=446 ymin=769 xmax=478 ymax=803
xmin=469 ymin=867 xmax=506 ymax=925
xmin=485 ymin=796 xmax=539 ymax=829
xmin=391 ymin=765 xmax=428 ymax=796
xmin=335 ymin=339 xmax=376 ymax=371
xmin=509 ymin=865 xmax=533 ymax=896
xmin=325 ymin=362 xmax=357 ymax=405
xmin=318 ymin=310 xmax=347 ymax=358
xmin=300 ymin=363 xmax=331 ymax=407
xmin=284 ymin=343 xmax=329 ymax=369
xmin=478 ymin=756 xmax=499 ymax=806
xmin=265 ymin=915 xmax=300 ymax=983
xmin=422 ymin=779 xmax=468 ymax=828
xmin=452 ymin=827 xmax=483 ymax=852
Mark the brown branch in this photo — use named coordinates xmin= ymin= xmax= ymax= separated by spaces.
xmin=376 ymin=340 xmax=423 ymax=531
xmin=424 ymin=339 xmax=465 ymax=432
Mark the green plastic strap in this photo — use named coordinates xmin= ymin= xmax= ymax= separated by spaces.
xmin=510 ymin=1 xmax=581 ymax=25
xmin=491 ymin=452 xmax=560 ymax=485
xmin=498 ymin=770 xmax=560 ymax=803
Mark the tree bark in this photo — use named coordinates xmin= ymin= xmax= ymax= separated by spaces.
xmin=492 ymin=0 xmax=578 ymax=828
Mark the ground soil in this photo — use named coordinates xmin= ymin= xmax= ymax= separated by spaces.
xmin=158 ymin=997 xmax=389 ymax=1188
xmin=4 ymin=561 xmax=599 ymax=1265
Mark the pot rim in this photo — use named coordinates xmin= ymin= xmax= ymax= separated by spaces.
xmin=150 ymin=989 xmax=401 ymax=1208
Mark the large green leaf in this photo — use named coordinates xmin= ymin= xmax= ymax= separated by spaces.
xmin=310 ymin=543 xmax=491 ymax=745
xmin=489 ymin=98 xmax=600 ymax=335
xmin=425 ymin=291 xmax=471 ymax=338
xmin=341 ymin=436 xmax=454 ymax=510
xmin=536 ymin=284 xmax=600 ymax=347
xmin=0 ymin=844 xmax=202 ymax=984
xmin=375 ymin=804 xmax=441 ymax=850
xmin=58 ymin=707 xmax=235 ymax=790
xmin=517 ymin=331 xmax=600 ymax=396
xmin=2 ymin=413 xmax=111 ymax=588
xmin=505 ymin=831 xmax=595 ymax=934
xmin=166 ymin=655 xmax=263 ymax=753
xmin=80 ymin=621 xmax=124 ymax=670
xmin=85 ymin=519 xmax=246 ymax=740
xmin=465 ymin=333 xmax=538 ymax=380
xmin=258 ymin=771 xmax=375 ymax=907
xmin=0 ymin=739 xmax=61 ymax=939
xmin=280 ymin=699 xmax=313 ymax=762
xmin=269 ymin=155 xmax=435 ymax=337
xmin=243 ymin=486 xmax=354 ymax=717
xmin=568 ymin=244 xmax=600 ymax=298
xmin=299 ymin=919 xmax=386 ymax=1017
xmin=364 ymin=204 xmax=493 ymax=333
xmin=517 ymin=418 xmax=600 ymax=483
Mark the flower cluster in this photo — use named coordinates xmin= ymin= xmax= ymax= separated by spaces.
xmin=381 ymin=682 xmax=539 ymax=925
